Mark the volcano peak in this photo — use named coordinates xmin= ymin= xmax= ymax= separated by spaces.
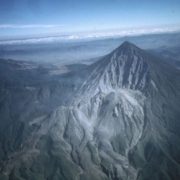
xmin=113 ymin=41 xmax=141 ymax=56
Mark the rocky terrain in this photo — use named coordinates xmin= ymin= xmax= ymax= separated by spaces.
xmin=0 ymin=42 xmax=180 ymax=180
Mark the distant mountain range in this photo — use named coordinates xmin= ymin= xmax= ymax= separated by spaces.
xmin=0 ymin=41 xmax=180 ymax=180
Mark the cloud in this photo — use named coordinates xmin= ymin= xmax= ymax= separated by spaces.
xmin=0 ymin=24 xmax=180 ymax=45
xmin=0 ymin=24 xmax=63 ymax=29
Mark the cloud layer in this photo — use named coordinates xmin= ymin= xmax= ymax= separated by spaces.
xmin=0 ymin=24 xmax=63 ymax=29
xmin=0 ymin=24 xmax=180 ymax=45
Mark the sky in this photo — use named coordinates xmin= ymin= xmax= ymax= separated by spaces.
xmin=0 ymin=0 xmax=180 ymax=40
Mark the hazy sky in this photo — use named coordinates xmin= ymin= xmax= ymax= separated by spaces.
xmin=0 ymin=0 xmax=180 ymax=38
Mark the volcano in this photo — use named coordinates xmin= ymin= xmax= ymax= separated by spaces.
xmin=0 ymin=42 xmax=180 ymax=180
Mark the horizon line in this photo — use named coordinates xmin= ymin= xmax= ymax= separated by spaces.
xmin=0 ymin=24 xmax=180 ymax=45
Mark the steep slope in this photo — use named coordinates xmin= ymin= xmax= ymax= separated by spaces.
xmin=0 ymin=42 xmax=180 ymax=180
xmin=79 ymin=41 xmax=150 ymax=96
